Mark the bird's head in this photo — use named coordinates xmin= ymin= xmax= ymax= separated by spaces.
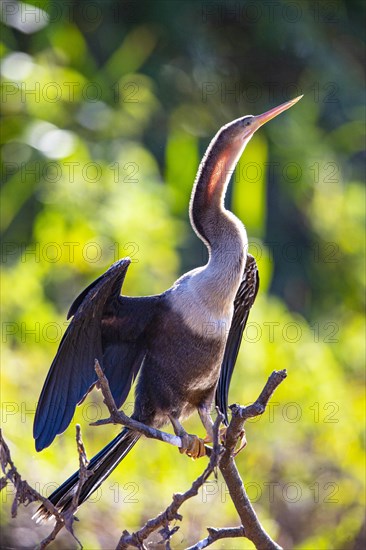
xmin=219 ymin=95 xmax=303 ymax=148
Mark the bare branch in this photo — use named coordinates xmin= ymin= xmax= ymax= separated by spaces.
xmin=0 ymin=429 xmax=61 ymax=521
xmin=2 ymin=369 xmax=287 ymax=550
xmin=38 ymin=523 xmax=65 ymax=550
xmin=0 ymin=429 xmax=65 ymax=548
xmin=219 ymin=369 xmax=287 ymax=550
xmin=114 ymin=370 xmax=286 ymax=550
xmin=1 ymin=426 xmax=92 ymax=549
xmin=116 ymin=413 xmax=225 ymax=549
xmin=227 ymin=369 xmax=288 ymax=449
xmin=59 ymin=424 xmax=93 ymax=547
xmin=186 ymin=526 xmax=246 ymax=550
xmin=72 ymin=424 xmax=91 ymax=511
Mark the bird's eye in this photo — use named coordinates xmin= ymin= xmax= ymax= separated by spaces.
xmin=245 ymin=120 xmax=251 ymax=127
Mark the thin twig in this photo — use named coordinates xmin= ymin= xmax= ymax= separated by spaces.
xmin=71 ymin=424 xmax=92 ymax=512
xmin=39 ymin=424 xmax=93 ymax=548
xmin=0 ymin=429 xmax=66 ymax=549
xmin=59 ymin=424 xmax=93 ymax=548
xmin=38 ymin=523 xmax=65 ymax=550
xmin=0 ymin=426 xmax=93 ymax=549
xmin=0 ymin=429 xmax=61 ymax=521
xmin=186 ymin=526 xmax=246 ymax=550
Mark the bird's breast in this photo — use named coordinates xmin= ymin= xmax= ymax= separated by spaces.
xmin=167 ymin=271 xmax=238 ymax=340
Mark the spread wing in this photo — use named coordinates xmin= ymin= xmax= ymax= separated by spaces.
xmin=34 ymin=258 xmax=157 ymax=451
xmin=215 ymin=254 xmax=259 ymax=425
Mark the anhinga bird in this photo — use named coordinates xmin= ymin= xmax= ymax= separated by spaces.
xmin=33 ymin=96 xmax=302 ymax=520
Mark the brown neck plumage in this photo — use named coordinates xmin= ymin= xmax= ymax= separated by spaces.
xmin=189 ymin=131 xmax=247 ymax=253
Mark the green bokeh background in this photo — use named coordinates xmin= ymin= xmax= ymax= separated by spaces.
xmin=1 ymin=1 xmax=364 ymax=548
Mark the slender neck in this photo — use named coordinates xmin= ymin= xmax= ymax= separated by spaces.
xmin=189 ymin=131 xmax=249 ymax=257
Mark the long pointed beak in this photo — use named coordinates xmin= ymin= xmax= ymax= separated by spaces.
xmin=254 ymin=95 xmax=303 ymax=127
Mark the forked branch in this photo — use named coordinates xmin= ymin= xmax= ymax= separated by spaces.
xmin=94 ymin=362 xmax=287 ymax=549
xmin=1 ymin=368 xmax=287 ymax=549
xmin=219 ymin=369 xmax=287 ymax=550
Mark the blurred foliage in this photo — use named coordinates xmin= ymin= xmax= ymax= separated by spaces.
xmin=1 ymin=0 xmax=365 ymax=549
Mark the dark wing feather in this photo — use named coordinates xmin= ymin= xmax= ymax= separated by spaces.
xmin=215 ymin=254 xmax=259 ymax=425
xmin=34 ymin=258 xmax=155 ymax=451
xmin=66 ymin=272 xmax=107 ymax=320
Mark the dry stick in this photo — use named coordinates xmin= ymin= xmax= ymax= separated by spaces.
xmin=0 ymin=429 xmax=65 ymax=549
xmin=186 ymin=526 xmax=246 ymax=550
xmin=0 ymin=426 xmax=93 ymax=550
xmin=59 ymin=424 xmax=93 ymax=548
xmin=95 ymin=359 xmax=287 ymax=550
xmin=1 ymin=365 xmax=287 ymax=550
xmin=219 ymin=369 xmax=287 ymax=550
xmin=116 ymin=412 xmax=225 ymax=550
xmin=70 ymin=425 xmax=92 ymax=512
xmin=40 ymin=426 xmax=94 ymax=549
xmin=39 ymin=426 xmax=93 ymax=549
xmin=38 ymin=523 xmax=65 ymax=550
xmin=0 ymin=429 xmax=60 ymax=520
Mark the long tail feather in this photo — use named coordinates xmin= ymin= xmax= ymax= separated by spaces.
xmin=33 ymin=428 xmax=140 ymax=522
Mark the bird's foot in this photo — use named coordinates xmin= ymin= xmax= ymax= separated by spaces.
xmin=179 ymin=434 xmax=206 ymax=459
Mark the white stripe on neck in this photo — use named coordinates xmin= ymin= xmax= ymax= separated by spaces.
xmin=169 ymin=216 xmax=247 ymax=337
